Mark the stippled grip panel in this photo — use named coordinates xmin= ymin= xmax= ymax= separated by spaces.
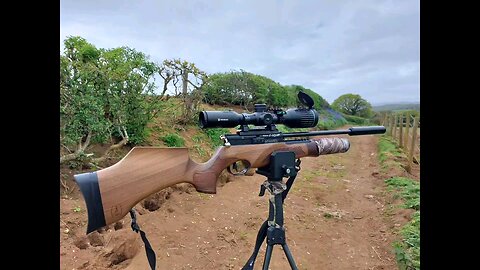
xmin=312 ymin=138 xmax=350 ymax=155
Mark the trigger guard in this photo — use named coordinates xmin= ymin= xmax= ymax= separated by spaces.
xmin=228 ymin=161 xmax=250 ymax=176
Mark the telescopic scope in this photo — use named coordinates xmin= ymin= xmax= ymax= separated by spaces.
xmin=199 ymin=91 xmax=321 ymax=129
xmin=199 ymin=107 xmax=319 ymax=128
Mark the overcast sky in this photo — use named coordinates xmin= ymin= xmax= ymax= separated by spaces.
xmin=60 ymin=0 xmax=419 ymax=105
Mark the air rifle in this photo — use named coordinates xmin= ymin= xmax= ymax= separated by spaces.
xmin=74 ymin=92 xmax=385 ymax=233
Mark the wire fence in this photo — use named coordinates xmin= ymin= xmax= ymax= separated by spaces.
xmin=381 ymin=112 xmax=420 ymax=173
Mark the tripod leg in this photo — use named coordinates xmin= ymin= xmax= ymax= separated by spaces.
xmin=282 ymin=244 xmax=299 ymax=270
xmin=242 ymin=220 xmax=268 ymax=270
xmin=262 ymin=244 xmax=274 ymax=270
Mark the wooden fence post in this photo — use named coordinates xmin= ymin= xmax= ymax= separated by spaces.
xmin=404 ymin=113 xmax=410 ymax=152
xmin=407 ymin=116 xmax=419 ymax=173
xmin=399 ymin=113 xmax=404 ymax=148
xmin=393 ymin=115 xmax=397 ymax=139
xmin=389 ymin=114 xmax=394 ymax=135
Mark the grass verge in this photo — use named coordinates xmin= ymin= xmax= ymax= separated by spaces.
xmin=379 ymin=135 xmax=420 ymax=270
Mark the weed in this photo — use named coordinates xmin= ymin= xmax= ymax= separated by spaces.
xmin=385 ymin=177 xmax=419 ymax=210
xmin=323 ymin=213 xmax=333 ymax=218
xmin=239 ymin=231 xmax=249 ymax=241
xmin=378 ymin=136 xmax=405 ymax=164
xmin=393 ymin=211 xmax=420 ymax=270
xmin=343 ymin=114 xmax=370 ymax=125
xmin=162 ymin=133 xmax=185 ymax=147
xmin=197 ymin=193 xmax=211 ymax=200
xmin=203 ymin=128 xmax=229 ymax=147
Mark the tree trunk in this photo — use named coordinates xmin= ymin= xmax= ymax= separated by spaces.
xmin=60 ymin=152 xmax=80 ymax=163
xmin=60 ymin=131 xmax=92 ymax=164
xmin=60 ymin=128 xmax=129 ymax=165
xmin=182 ymin=68 xmax=191 ymax=121
xmin=91 ymin=137 xmax=128 ymax=163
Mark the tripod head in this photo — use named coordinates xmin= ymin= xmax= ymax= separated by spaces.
xmin=256 ymin=151 xmax=298 ymax=181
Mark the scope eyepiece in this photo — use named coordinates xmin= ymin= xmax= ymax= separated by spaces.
xmin=280 ymin=108 xmax=319 ymax=128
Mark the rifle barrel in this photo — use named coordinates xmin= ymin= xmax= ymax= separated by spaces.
xmin=282 ymin=126 xmax=386 ymax=138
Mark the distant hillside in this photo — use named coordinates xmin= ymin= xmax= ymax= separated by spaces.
xmin=373 ymin=103 xmax=420 ymax=112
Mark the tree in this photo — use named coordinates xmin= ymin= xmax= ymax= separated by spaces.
xmin=203 ymin=70 xmax=259 ymax=108
xmin=161 ymin=59 xmax=207 ymax=123
xmin=331 ymin=93 xmax=373 ymax=117
xmin=60 ymin=36 xmax=161 ymax=164
xmin=202 ymin=71 xmax=325 ymax=109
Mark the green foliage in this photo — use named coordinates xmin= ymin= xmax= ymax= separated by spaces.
xmin=60 ymin=36 xmax=162 ymax=153
xmin=323 ymin=213 xmax=334 ymax=219
xmin=332 ymin=93 xmax=373 ymax=118
xmin=343 ymin=114 xmax=370 ymax=125
xmin=162 ymin=133 xmax=185 ymax=147
xmin=162 ymin=59 xmax=208 ymax=124
xmin=316 ymin=108 xmax=348 ymax=130
xmin=203 ymin=128 xmax=229 ymax=147
xmin=385 ymin=177 xmax=420 ymax=210
xmin=202 ymin=71 xmax=330 ymax=109
xmin=378 ymin=136 xmax=403 ymax=163
xmin=386 ymin=177 xmax=420 ymax=270
xmin=384 ymin=176 xmax=420 ymax=269
xmin=276 ymin=125 xmax=310 ymax=133
xmin=393 ymin=211 xmax=420 ymax=270
xmin=377 ymin=135 xmax=420 ymax=269
xmin=284 ymin=85 xmax=330 ymax=109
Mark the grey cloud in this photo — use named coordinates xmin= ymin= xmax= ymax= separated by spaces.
xmin=60 ymin=0 xmax=419 ymax=105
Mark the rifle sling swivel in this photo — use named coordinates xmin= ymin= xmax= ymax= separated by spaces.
xmin=129 ymin=209 xmax=157 ymax=270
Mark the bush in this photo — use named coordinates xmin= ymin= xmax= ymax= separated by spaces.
xmin=343 ymin=114 xmax=370 ymax=125
xmin=162 ymin=133 xmax=185 ymax=147
xmin=203 ymin=128 xmax=229 ymax=147
xmin=202 ymin=71 xmax=331 ymax=109
xmin=316 ymin=108 xmax=348 ymax=130
xmin=60 ymin=36 xmax=161 ymax=152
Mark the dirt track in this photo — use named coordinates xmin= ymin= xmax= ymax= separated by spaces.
xmin=60 ymin=135 xmax=401 ymax=269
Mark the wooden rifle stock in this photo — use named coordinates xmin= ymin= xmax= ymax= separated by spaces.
xmin=74 ymin=137 xmax=349 ymax=233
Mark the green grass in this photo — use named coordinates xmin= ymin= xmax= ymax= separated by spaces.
xmin=316 ymin=110 xmax=348 ymax=130
xmin=203 ymin=128 xmax=229 ymax=147
xmin=378 ymin=135 xmax=420 ymax=270
xmin=197 ymin=192 xmax=212 ymax=200
xmin=276 ymin=125 xmax=310 ymax=133
xmin=342 ymin=114 xmax=371 ymax=125
xmin=323 ymin=213 xmax=334 ymax=219
xmin=191 ymin=133 xmax=204 ymax=144
xmin=238 ymin=231 xmax=249 ymax=241
xmin=385 ymin=176 xmax=420 ymax=269
xmin=385 ymin=177 xmax=420 ymax=211
xmin=162 ymin=133 xmax=185 ymax=147
xmin=393 ymin=211 xmax=420 ymax=270
xmin=378 ymin=136 xmax=405 ymax=165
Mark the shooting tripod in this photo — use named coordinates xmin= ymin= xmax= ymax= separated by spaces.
xmin=242 ymin=151 xmax=301 ymax=270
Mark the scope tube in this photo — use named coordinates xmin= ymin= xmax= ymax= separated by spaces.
xmin=199 ymin=108 xmax=319 ymax=129
xmin=199 ymin=111 xmax=244 ymax=128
